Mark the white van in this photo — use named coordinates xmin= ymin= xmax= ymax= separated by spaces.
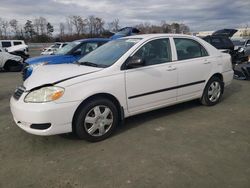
xmin=0 ymin=40 xmax=29 ymax=56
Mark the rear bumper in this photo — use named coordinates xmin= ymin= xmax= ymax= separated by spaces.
xmin=222 ymin=70 xmax=234 ymax=87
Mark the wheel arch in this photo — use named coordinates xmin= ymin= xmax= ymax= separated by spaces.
xmin=72 ymin=93 xmax=124 ymax=133
xmin=211 ymin=73 xmax=223 ymax=82
xmin=3 ymin=60 xmax=21 ymax=71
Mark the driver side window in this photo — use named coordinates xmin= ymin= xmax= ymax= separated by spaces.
xmin=132 ymin=38 xmax=172 ymax=66
xmin=73 ymin=42 xmax=98 ymax=55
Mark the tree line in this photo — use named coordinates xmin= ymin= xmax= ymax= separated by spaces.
xmin=0 ymin=16 xmax=190 ymax=42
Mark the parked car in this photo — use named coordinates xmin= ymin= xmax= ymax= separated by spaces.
xmin=22 ymin=28 xmax=140 ymax=80
xmin=234 ymin=61 xmax=250 ymax=80
xmin=22 ymin=38 xmax=109 ymax=80
xmin=0 ymin=40 xmax=29 ymax=58
xmin=0 ymin=51 xmax=23 ymax=72
xmin=202 ymin=29 xmax=247 ymax=64
xmin=110 ymin=27 xmax=140 ymax=39
xmin=231 ymin=38 xmax=250 ymax=58
xmin=10 ymin=34 xmax=233 ymax=142
xmin=41 ymin=42 xmax=68 ymax=55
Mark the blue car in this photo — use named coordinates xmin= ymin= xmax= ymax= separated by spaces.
xmin=23 ymin=38 xmax=110 ymax=80
xmin=110 ymin=27 xmax=140 ymax=40
xmin=23 ymin=27 xmax=140 ymax=80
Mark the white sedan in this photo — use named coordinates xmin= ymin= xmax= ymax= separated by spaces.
xmin=10 ymin=34 xmax=234 ymax=142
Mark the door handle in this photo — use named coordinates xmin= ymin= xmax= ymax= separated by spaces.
xmin=166 ymin=67 xmax=177 ymax=71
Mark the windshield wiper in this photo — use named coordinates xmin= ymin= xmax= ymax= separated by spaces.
xmin=76 ymin=61 xmax=108 ymax=68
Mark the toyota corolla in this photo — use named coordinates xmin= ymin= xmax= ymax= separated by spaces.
xmin=10 ymin=34 xmax=234 ymax=142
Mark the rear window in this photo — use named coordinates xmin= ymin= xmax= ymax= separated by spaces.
xmin=1 ymin=42 xmax=11 ymax=48
xmin=174 ymin=38 xmax=208 ymax=60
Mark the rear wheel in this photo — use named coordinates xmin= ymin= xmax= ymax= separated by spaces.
xmin=74 ymin=98 xmax=119 ymax=142
xmin=201 ymin=76 xmax=224 ymax=106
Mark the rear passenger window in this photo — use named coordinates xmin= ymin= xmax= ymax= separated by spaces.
xmin=174 ymin=38 xmax=208 ymax=60
xmin=1 ymin=42 xmax=11 ymax=48
xmin=133 ymin=38 xmax=172 ymax=66
xmin=14 ymin=42 xmax=22 ymax=46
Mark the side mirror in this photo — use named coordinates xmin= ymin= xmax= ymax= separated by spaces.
xmin=126 ymin=56 xmax=144 ymax=68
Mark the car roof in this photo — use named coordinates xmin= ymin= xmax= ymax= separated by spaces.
xmin=122 ymin=33 xmax=194 ymax=40
xmin=74 ymin=38 xmax=110 ymax=42
xmin=0 ymin=40 xmax=24 ymax=42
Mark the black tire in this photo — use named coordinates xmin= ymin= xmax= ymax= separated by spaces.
xmin=201 ymin=76 xmax=224 ymax=106
xmin=73 ymin=98 xmax=119 ymax=142
xmin=4 ymin=60 xmax=23 ymax=72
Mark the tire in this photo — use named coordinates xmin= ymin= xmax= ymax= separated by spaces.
xmin=73 ymin=98 xmax=119 ymax=142
xmin=4 ymin=60 xmax=23 ymax=72
xmin=201 ymin=76 xmax=224 ymax=106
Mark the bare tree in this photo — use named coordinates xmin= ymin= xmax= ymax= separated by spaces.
xmin=66 ymin=17 xmax=73 ymax=35
xmin=87 ymin=15 xmax=95 ymax=36
xmin=79 ymin=18 xmax=87 ymax=35
xmin=0 ymin=18 xmax=3 ymax=38
xmin=94 ymin=17 xmax=105 ymax=35
xmin=59 ymin=22 xmax=65 ymax=37
xmin=1 ymin=20 xmax=9 ymax=38
xmin=33 ymin=18 xmax=40 ymax=35
xmin=108 ymin=18 xmax=120 ymax=32
xmin=69 ymin=16 xmax=87 ymax=36
xmin=38 ymin=17 xmax=47 ymax=35
xmin=9 ymin=19 xmax=19 ymax=36
xmin=179 ymin=23 xmax=190 ymax=34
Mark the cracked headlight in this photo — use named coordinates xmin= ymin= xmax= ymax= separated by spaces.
xmin=24 ymin=86 xmax=64 ymax=103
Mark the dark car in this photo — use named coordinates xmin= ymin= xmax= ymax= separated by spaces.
xmin=234 ymin=62 xmax=250 ymax=80
xmin=202 ymin=29 xmax=247 ymax=64
xmin=110 ymin=27 xmax=140 ymax=40
xmin=232 ymin=38 xmax=250 ymax=57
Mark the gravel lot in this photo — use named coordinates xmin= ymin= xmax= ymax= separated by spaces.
xmin=0 ymin=54 xmax=250 ymax=187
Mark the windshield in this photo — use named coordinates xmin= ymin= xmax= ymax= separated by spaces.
xmin=55 ymin=41 xmax=80 ymax=55
xmin=78 ymin=38 xmax=141 ymax=67
xmin=232 ymin=40 xmax=245 ymax=46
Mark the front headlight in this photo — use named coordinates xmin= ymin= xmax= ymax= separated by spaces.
xmin=24 ymin=86 xmax=64 ymax=103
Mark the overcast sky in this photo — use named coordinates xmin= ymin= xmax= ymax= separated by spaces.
xmin=0 ymin=0 xmax=249 ymax=31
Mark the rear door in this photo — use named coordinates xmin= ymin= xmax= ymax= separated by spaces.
xmin=125 ymin=38 xmax=178 ymax=114
xmin=173 ymin=38 xmax=212 ymax=101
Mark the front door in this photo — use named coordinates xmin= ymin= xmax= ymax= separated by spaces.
xmin=125 ymin=38 xmax=178 ymax=114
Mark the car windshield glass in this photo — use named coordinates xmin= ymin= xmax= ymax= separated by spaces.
xmin=78 ymin=38 xmax=141 ymax=67
xmin=232 ymin=40 xmax=245 ymax=46
xmin=55 ymin=41 xmax=80 ymax=55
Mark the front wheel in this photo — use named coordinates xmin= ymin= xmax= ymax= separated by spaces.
xmin=201 ymin=77 xmax=224 ymax=106
xmin=73 ymin=98 xmax=119 ymax=142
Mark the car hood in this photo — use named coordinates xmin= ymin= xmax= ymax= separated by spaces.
xmin=212 ymin=29 xmax=238 ymax=37
xmin=26 ymin=54 xmax=72 ymax=65
xmin=24 ymin=64 xmax=103 ymax=90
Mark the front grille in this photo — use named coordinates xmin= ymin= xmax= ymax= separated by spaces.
xmin=13 ymin=86 xmax=26 ymax=100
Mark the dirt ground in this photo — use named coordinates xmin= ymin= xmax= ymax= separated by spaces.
xmin=0 ymin=62 xmax=250 ymax=187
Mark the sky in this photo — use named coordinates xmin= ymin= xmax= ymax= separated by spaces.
xmin=0 ymin=0 xmax=249 ymax=32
